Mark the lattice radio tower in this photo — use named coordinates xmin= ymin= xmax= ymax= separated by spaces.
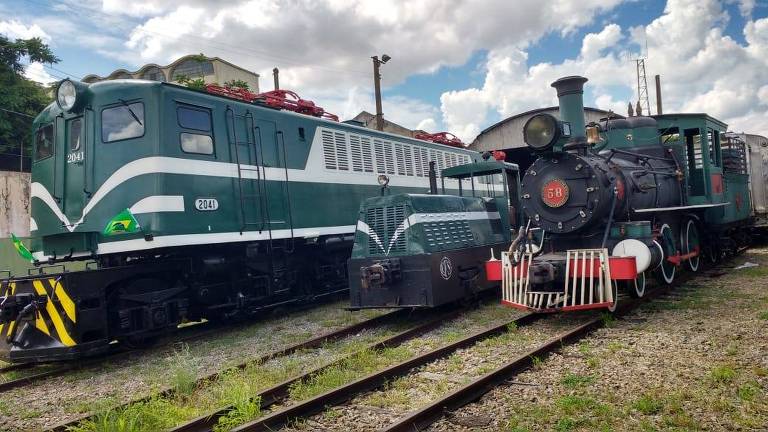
xmin=635 ymin=58 xmax=651 ymax=116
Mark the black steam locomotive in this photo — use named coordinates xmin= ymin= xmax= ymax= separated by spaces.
xmin=494 ymin=76 xmax=751 ymax=312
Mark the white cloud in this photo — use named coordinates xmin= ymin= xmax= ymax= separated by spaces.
xmin=0 ymin=20 xmax=50 ymax=41
xmin=440 ymin=0 xmax=768 ymax=142
xmin=102 ymin=0 xmax=166 ymax=17
xmin=318 ymin=86 xmax=440 ymax=129
xmin=24 ymin=62 xmax=56 ymax=84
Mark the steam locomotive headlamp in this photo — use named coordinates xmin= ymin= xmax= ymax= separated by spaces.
xmin=56 ymin=79 xmax=88 ymax=112
xmin=523 ymin=113 xmax=570 ymax=152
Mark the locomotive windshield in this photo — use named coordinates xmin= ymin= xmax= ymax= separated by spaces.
xmin=34 ymin=124 xmax=53 ymax=161
xmin=102 ymin=102 xmax=145 ymax=142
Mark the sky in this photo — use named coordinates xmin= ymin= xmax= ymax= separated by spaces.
xmin=2 ymin=0 xmax=767 ymax=143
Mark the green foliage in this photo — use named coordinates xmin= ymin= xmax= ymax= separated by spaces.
xmin=631 ymin=394 xmax=664 ymax=415
xmin=759 ymin=310 xmax=768 ymax=320
xmin=175 ymin=74 xmax=207 ymax=91
xmin=560 ymin=373 xmax=595 ymax=388
xmin=0 ymin=35 xmax=58 ymax=158
xmin=224 ymin=79 xmax=250 ymax=90
xmin=711 ymin=365 xmax=737 ymax=384
xmin=168 ymin=344 xmax=199 ymax=396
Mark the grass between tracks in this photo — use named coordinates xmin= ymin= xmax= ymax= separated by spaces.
xmin=69 ymin=299 xmax=520 ymax=432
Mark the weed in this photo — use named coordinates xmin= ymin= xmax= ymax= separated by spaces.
xmin=737 ymin=383 xmax=759 ymax=401
xmin=711 ymin=365 xmax=737 ymax=384
xmin=586 ymin=356 xmax=600 ymax=369
xmin=600 ymin=313 xmax=615 ymax=327
xmin=530 ymin=355 xmax=543 ymax=369
xmin=607 ymin=342 xmax=627 ymax=353
xmin=556 ymin=395 xmax=601 ymax=415
xmin=560 ymin=373 xmax=595 ymax=388
xmin=555 ymin=417 xmax=580 ymax=431
xmin=68 ymin=397 xmax=198 ymax=432
xmin=738 ymin=266 xmax=768 ymax=278
xmin=725 ymin=345 xmax=739 ymax=356
xmin=632 ymin=394 xmax=664 ymax=415
xmin=759 ymin=310 xmax=768 ymax=320
xmin=168 ymin=344 xmax=199 ymax=397
xmin=577 ymin=342 xmax=591 ymax=356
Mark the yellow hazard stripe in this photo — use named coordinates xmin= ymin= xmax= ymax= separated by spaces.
xmin=2 ymin=283 xmax=16 ymax=337
xmin=33 ymin=280 xmax=76 ymax=346
xmin=35 ymin=312 xmax=51 ymax=336
xmin=48 ymin=278 xmax=76 ymax=323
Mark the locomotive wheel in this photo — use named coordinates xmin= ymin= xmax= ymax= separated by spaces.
xmin=624 ymin=272 xmax=646 ymax=298
xmin=680 ymin=219 xmax=700 ymax=272
xmin=655 ymin=224 xmax=676 ymax=285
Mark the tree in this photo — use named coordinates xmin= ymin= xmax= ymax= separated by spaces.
xmin=0 ymin=36 xmax=59 ymax=170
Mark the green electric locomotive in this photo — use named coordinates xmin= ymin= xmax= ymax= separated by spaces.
xmin=0 ymin=79 xmax=479 ymax=362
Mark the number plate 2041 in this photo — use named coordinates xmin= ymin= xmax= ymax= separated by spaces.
xmin=195 ymin=198 xmax=219 ymax=211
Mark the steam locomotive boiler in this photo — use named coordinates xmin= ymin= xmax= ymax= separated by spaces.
xmin=494 ymin=75 xmax=751 ymax=312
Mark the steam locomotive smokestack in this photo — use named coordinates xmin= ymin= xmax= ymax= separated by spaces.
xmin=551 ymin=76 xmax=588 ymax=140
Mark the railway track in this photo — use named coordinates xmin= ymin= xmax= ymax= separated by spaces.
xmin=224 ymin=273 xmax=716 ymax=432
xmin=0 ymin=288 xmax=351 ymax=394
xmin=46 ymin=307 xmax=408 ymax=432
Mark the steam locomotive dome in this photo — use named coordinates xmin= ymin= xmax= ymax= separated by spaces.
xmin=521 ymin=152 xmax=620 ymax=234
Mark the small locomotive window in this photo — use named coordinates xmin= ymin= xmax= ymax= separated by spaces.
xmin=102 ymin=102 xmax=145 ymax=143
xmin=707 ymin=129 xmax=721 ymax=167
xmin=69 ymin=118 xmax=82 ymax=151
xmin=177 ymin=106 xmax=211 ymax=131
xmin=180 ymin=133 xmax=214 ymax=155
xmin=34 ymin=124 xmax=54 ymax=161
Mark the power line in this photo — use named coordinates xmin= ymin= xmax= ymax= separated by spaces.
xmin=0 ymin=107 xmax=35 ymax=118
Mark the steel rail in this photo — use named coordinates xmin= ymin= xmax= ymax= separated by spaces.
xmin=381 ymin=293 xmax=666 ymax=431
xmin=227 ymin=312 xmax=541 ymax=432
xmin=47 ymin=308 xmax=405 ymax=432
xmin=167 ymin=309 xmax=461 ymax=432
xmin=0 ymin=318 xmax=220 ymax=394
xmin=1 ymin=290 xmax=351 ymax=394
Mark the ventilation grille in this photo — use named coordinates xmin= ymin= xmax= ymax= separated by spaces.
xmin=366 ymin=204 xmax=407 ymax=255
xmin=319 ymin=127 xmax=471 ymax=178
xmin=423 ymin=219 xmax=474 ymax=249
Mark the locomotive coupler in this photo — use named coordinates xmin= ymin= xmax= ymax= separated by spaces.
xmin=360 ymin=259 xmax=402 ymax=290
xmin=1 ymin=292 xmax=47 ymax=345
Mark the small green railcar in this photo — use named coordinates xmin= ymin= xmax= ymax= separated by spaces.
xmin=349 ymin=159 xmax=520 ymax=308
xmin=0 ymin=79 xmax=480 ymax=362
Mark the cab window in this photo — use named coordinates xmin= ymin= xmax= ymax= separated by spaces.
xmin=35 ymin=124 xmax=54 ymax=161
xmin=69 ymin=118 xmax=82 ymax=151
xmin=102 ymin=102 xmax=145 ymax=142
xmin=177 ymin=105 xmax=214 ymax=155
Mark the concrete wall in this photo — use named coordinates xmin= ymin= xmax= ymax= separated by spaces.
xmin=0 ymin=171 xmax=30 ymax=238
xmin=213 ymin=63 xmax=260 ymax=93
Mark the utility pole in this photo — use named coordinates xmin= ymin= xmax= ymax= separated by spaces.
xmin=371 ymin=54 xmax=391 ymax=131
xmin=655 ymin=74 xmax=663 ymax=115
xmin=273 ymin=68 xmax=280 ymax=90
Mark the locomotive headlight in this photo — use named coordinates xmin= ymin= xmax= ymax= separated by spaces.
xmin=523 ymin=114 xmax=561 ymax=151
xmin=55 ymin=79 xmax=88 ymax=112
xmin=377 ymin=174 xmax=390 ymax=186
xmin=56 ymin=80 xmax=77 ymax=111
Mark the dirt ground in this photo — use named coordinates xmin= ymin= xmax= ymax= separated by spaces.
xmin=429 ymin=248 xmax=768 ymax=431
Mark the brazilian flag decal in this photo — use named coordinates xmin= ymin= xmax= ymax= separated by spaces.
xmin=11 ymin=234 xmax=34 ymax=262
xmin=103 ymin=208 xmax=140 ymax=236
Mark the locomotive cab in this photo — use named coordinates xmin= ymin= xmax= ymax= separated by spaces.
xmin=348 ymin=159 xmax=520 ymax=308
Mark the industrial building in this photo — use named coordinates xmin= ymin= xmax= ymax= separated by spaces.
xmin=470 ymin=106 xmax=620 ymax=169
xmin=81 ymin=54 xmax=260 ymax=92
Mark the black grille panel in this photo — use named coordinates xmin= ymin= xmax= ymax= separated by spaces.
xmin=366 ymin=204 xmax=407 ymax=255
xmin=423 ymin=219 xmax=474 ymax=249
